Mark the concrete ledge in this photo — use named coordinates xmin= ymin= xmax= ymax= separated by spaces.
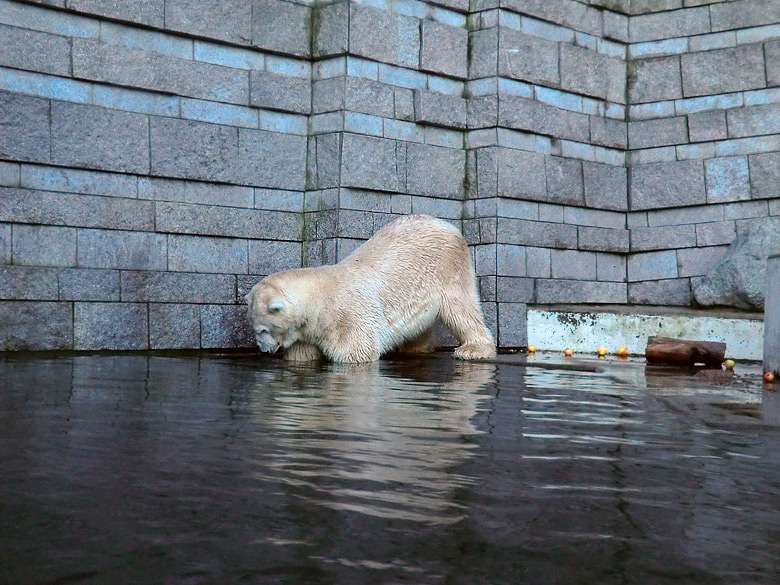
xmin=527 ymin=304 xmax=763 ymax=360
xmin=764 ymin=254 xmax=780 ymax=374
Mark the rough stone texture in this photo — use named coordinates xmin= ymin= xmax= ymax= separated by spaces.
xmin=693 ymin=218 xmax=780 ymax=310
xmin=346 ymin=78 xmax=394 ymax=118
xmin=121 ymin=271 xmax=236 ymax=303
xmin=535 ymin=280 xmax=627 ymax=304
xmin=627 ymin=250 xmax=678 ymax=281
xmin=165 ymin=0 xmax=252 ymax=45
xmin=0 ymin=301 xmax=73 ymax=350
xmin=68 ymin=0 xmax=164 ymax=27
xmin=413 ymin=90 xmax=467 ymax=129
xmin=498 ymin=302 xmax=527 ymax=347
xmin=768 ymin=41 xmax=780 ymax=87
xmin=560 ymin=44 xmax=612 ymax=100
xmin=749 ymin=152 xmax=780 ymax=200
xmin=0 ymin=92 xmax=51 ymax=163
xmin=727 ymin=104 xmax=780 ymax=139
xmin=0 ymin=24 xmax=71 ymax=76
xmin=583 ymin=163 xmax=628 ymax=211
xmin=341 ymin=134 xmax=405 ymax=193
xmin=705 ymin=157 xmax=750 ymax=203
xmin=77 ymin=229 xmax=167 ymax=271
xmin=58 ymin=269 xmax=120 ymax=301
xmin=496 ymin=148 xmax=547 ymax=201
xmin=630 ymin=160 xmax=706 ymax=210
xmin=349 ymin=4 xmax=419 ymax=69
xmin=250 ymin=70 xmax=311 ymax=115
xmin=200 ymin=305 xmax=254 ymax=348
xmin=628 ymin=279 xmax=692 ymax=305
xmin=628 ymin=56 xmax=682 ymax=104
xmin=0 ymin=266 xmax=59 ymax=300
xmin=73 ymin=39 xmax=249 ymax=106
xmin=681 ymin=45 xmax=766 ymax=98
xmin=499 ymin=96 xmax=590 ymax=143
xmin=688 ymin=110 xmax=727 ymax=143
xmin=628 ymin=118 xmax=687 ymax=149
xmin=420 ymin=19 xmax=467 ymax=79
xmin=544 ymin=157 xmax=583 ymax=206
xmin=150 ymin=303 xmax=201 ymax=349
xmin=407 ymin=143 xmax=465 ymax=199
xmin=498 ymin=28 xmax=560 ymax=87
xmin=313 ymin=2 xmax=349 ymax=57
xmin=252 ymin=0 xmax=310 ymax=57
xmin=74 ymin=302 xmax=149 ymax=350
xmin=12 ymin=225 xmax=77 ymax=267
xmin=51 ymin=102 xmax=149 ymax=174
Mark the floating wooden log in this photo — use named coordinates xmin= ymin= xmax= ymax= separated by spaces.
xmin=645 ymin=336 xmax=726 ymax=366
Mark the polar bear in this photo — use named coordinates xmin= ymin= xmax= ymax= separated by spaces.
xmin=245 ymin=214 xmax=496 ymax=363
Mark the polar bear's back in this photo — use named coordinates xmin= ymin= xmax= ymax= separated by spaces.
xmin=339 ymin=215 xmax=469 ymax=282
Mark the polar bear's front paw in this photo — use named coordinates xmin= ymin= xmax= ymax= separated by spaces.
xmin=285 ymin=342 xmax=322 ymax=362
xmin=454 ymin=342 xmax=496 ymax=360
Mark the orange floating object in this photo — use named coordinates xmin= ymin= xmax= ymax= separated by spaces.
xmin=597 ymin=346 xmax=607 ymax=356
xmin=617 ymin=346 xmax=628 ymax=357
xmin=564 ymin=348 xmax=573 ymax=357
xmin=765 ymin=371 xmax=775 ymax=383
xmin=724 ymin=359 xmax=735 ymax=370
xmin=528 ymin=345 xmax=537 ymax=353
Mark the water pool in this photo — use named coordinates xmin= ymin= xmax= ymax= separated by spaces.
xmin=1 ymin=354 xmax=779 ymax=584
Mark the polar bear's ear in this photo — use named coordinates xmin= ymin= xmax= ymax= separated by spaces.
xmin=268 ymin=298 xmax=285 ymax=313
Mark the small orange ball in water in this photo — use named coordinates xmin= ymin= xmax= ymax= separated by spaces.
xmin=564 ymin=348 xmax=573 ymax=357
xmin=617 ymin=346 xmax=628 ymax=357
xmin=764 ymin=371 xmax=775 ymax=383
xmin=597 ymin=346 xmax=607 ymax=356
xmin=528 ymin=344 xmax=537 ymax=353
xmin=724 ymin=359 xmax=735 ymax=370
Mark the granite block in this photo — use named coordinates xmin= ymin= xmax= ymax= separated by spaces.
xmin=597 ymin=253 xmax=626 ymax=282
xmin=74 ymin=302 xmax=149 ymax=350
xmin=0 ymin=301 xmax=72 ymax=350
xmin=560 ymin=44 xmax=612 ymax=100
xmin=0 ymin=91 xmax=51 ymax=163
xmin=628 ymin=117 xmax=688 ymax=149
xmin=341 ymin=134 xmax=406 ymax=193
xmin=630 ymin=160 xmax=706 ymax=210
xmin=58 ymin=268 xmax=120 ymax=301
xmin=578 ymin=226 xmax=630 ymax=252
xmin=200 ymin=304 xmax=254 ymax=348
xmin=248 ymin=240 xmax=302 ymax=274
xmin=496 ymin=277 xmax=534 ymax=303
xmin=497 ymin=218 xmax=578 ymax=249
xmin=237 ymin=128 xmax=307 ymax=191
xmin=23 ymin=165 xmax=138 ymax=199
xmin=499 ymin=96 xmax=590 ymax=143
xmin=250 ymin=70 xmax=311 ymax=114
xmin=168 ymin=235 xmax=247 ymax=274
xmin=12 ymin=224 xmax=77 ymax=267
xmin=497 ymin=148 xmax=547 ymax=200
xmin=768 ymin=40 xmax=780 ymax=87
xmin=696 ymin=221 xmax=736 ymax=247
xmin=583 ymin=163 xmax=628 ymax=212
xmin=149 ymin=303 xmax=201 ymax=349
xmin=748 ymin=152 xmax=780 ymax=200
xmin=77 ymin=229 xmax=168 ymax=271
xmin=469 ymin=27 xmax=498 ymax=79
xmin=0 ymin=265 xmax=59 ymax=300
xmin=629 ymin=6 xmax=710 ymax=43
xmin=413 ymin=90 xmax=467 ymax=129
xmin=150 ymin=117 xmax=236 ymax=183
xmin=0 ymin=24 xmax=71 ymax=76
xmin=420 ymin=18 xmax=467 ymax=79
xmin=627 ymin=250 xmax=678 ymax=281
xmin=0 ymin=224 xmax=9 ymax=264
xmin=677 ymin=245 xmax=728 ymax=277
xmin=705 ymin=156 xmax=751 ymax=203
xmin=535 ymin=279 xmax=627 ymax=303
xmin=628 ymin=56 xmax=682 ymax=104
xmin=121 ymin=271 xmax=235 ymax=303
xmin=688 ymin=110 xmax=727 ymax=143
xmin=590 ymin=117 xmax=628 ymax=150
xmin=165 ymin=0 xmax=251 ymax=45
xmin=51 ymin=102 xmax=149 ymax=174
xmin=628 ymin=279 xmax=692 ymax=305
xmin=497 ymin=302 xmax=527 ymax=347
xmin=138 ymin=177 xmax=253 ymax=208
xmin=0 ymin=188 xmax=154 ymax=231
xmin=313 ymin=2 xmax=349 ymax=57
xmin=68 ymin=0 xmax=164 ymax=27
xmin=498 ymin=27 xmax=560 ymax=87
xmin=544 ymin=157 xmax=583 ymax=206
xmin=682 ymin=45 xmax=766 ymax=98
xmin=551 ymin=249 xmax=597 ymax=280
xmin=710 ymin=0 xmax=780 ymax=32
xmin=630 ymin=224 xmax=696 ymax=251
xmin=496 ymin=244 xmax=525 ymax=277
xmin=727 ymin=103 xmax=780 ymax=139
xmin=252 ymin=0 xmax=311 ymax=57
xmin=346 ymin=77 xmax=395 ymax=118
xmin=406 ymin=143 xmax=465 ymax=199
xmin=73 ymin=39 xmax=249 ymax=106
xmin=349 ymin=4 xmax=420 ymax=69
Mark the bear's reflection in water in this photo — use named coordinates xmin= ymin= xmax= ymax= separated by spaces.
xmin=251 ymin=359 xmax=496 ymax=525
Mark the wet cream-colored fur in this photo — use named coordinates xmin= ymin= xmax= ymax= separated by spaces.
xmin=245 ymin=215 xmax=496 ymax=363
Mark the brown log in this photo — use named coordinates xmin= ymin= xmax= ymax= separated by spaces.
xmin=645 ymin=336 xmax=727 ymax=366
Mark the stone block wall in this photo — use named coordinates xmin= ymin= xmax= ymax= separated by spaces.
xmin=0 ymin=0 xmax=778 ymax=352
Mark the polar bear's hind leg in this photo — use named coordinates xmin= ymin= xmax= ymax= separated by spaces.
xmin=440 ymin=293 xmax=496 ymax=360
xmin=397 ymin=329 xmax=435 ymax=354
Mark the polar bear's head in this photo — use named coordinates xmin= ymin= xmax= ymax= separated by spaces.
xmin=244 ymin=279 xmax=302 ymax=353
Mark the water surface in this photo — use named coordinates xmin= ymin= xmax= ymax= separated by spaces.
xmin=1 ymin=354 xmax=779 ymax=584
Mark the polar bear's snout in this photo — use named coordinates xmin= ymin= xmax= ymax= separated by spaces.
xmin=254 ymin=327 xmax=281 ymax=353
